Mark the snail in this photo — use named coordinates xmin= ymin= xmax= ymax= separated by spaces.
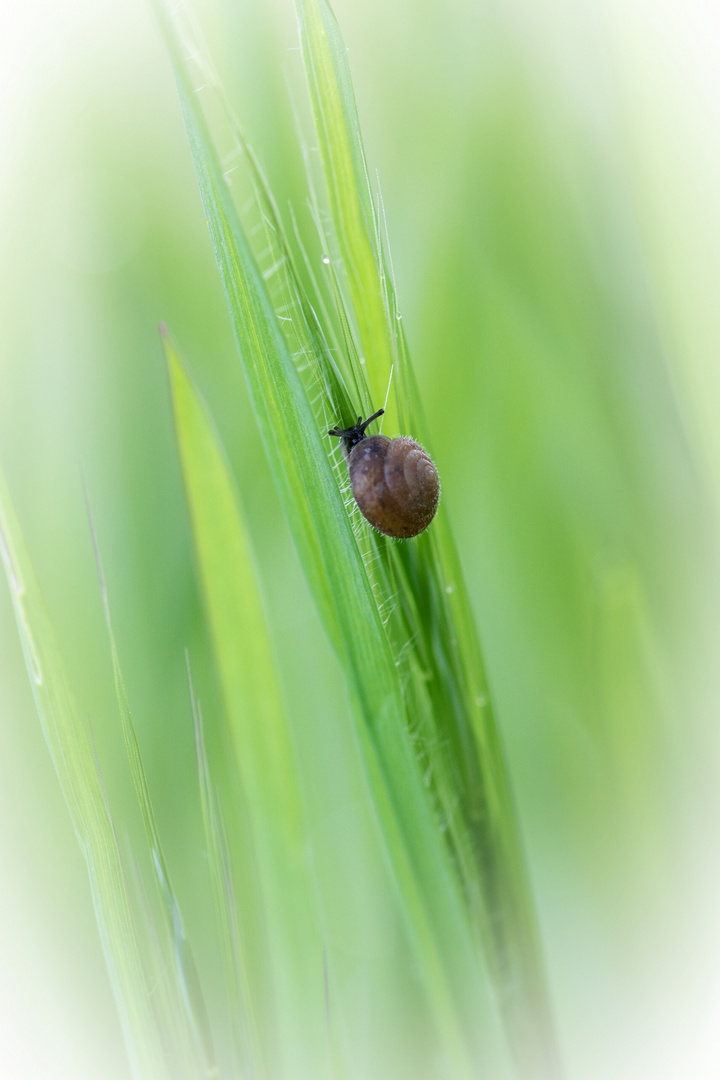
xmin=328 ymin=408 xmax=440 ymax=539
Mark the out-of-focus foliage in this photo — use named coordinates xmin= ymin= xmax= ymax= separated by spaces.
xmin=2 ymin=0 xmax=720 ymax=1077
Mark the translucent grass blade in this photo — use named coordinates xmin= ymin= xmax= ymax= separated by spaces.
xmin=85 ymin=497 xmax=215 ymax=1078
xmin=0 ymin=469 xmax=169 ymax=1080
xmin=187 ymin=655 xmax=259 ymax=1079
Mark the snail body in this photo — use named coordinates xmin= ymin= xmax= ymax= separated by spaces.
xmin=328 ymin=409 xmax=440 ymax=539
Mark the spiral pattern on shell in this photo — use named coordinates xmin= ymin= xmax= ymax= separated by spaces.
xmin=348 ymin=435 xmax=440 ymax=538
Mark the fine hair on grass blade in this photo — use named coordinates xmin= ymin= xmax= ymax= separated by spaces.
xmin=159 ymin=5 xmax=511 ymax=1075
xmin=295 ymin=0 xmax=561 ymax=1073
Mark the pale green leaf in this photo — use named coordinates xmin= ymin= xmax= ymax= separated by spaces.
xmin=0 ymin=470 xmax=168 ymax=1080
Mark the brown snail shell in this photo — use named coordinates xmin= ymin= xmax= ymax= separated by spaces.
xmin=328 ymin=409 xmax=440 ymax=539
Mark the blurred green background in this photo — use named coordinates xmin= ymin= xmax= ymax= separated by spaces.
xmin=2 ymin=0 xmax=720 ymax=1076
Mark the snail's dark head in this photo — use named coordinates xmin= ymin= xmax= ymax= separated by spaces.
xmin=328 ymin=408 xmax=384 ymax=451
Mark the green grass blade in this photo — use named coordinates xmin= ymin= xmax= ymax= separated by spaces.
xmin=0 ymin=469 xmax=169 ymax=1080
xmin=166 ymin=333 xmax=324 ymax=1076
xmin=187 ymin=656 xmax=259 ymax=1079
xmin=295 ymin=0 xmax=395 ymax=421
xmin=158 ymin=14 xmax=511 ymax=1070
xmin=86 ymin=503 xmax=215 ymax=1078
xmin=295 ymin=1 xmax=561 ymax=1072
